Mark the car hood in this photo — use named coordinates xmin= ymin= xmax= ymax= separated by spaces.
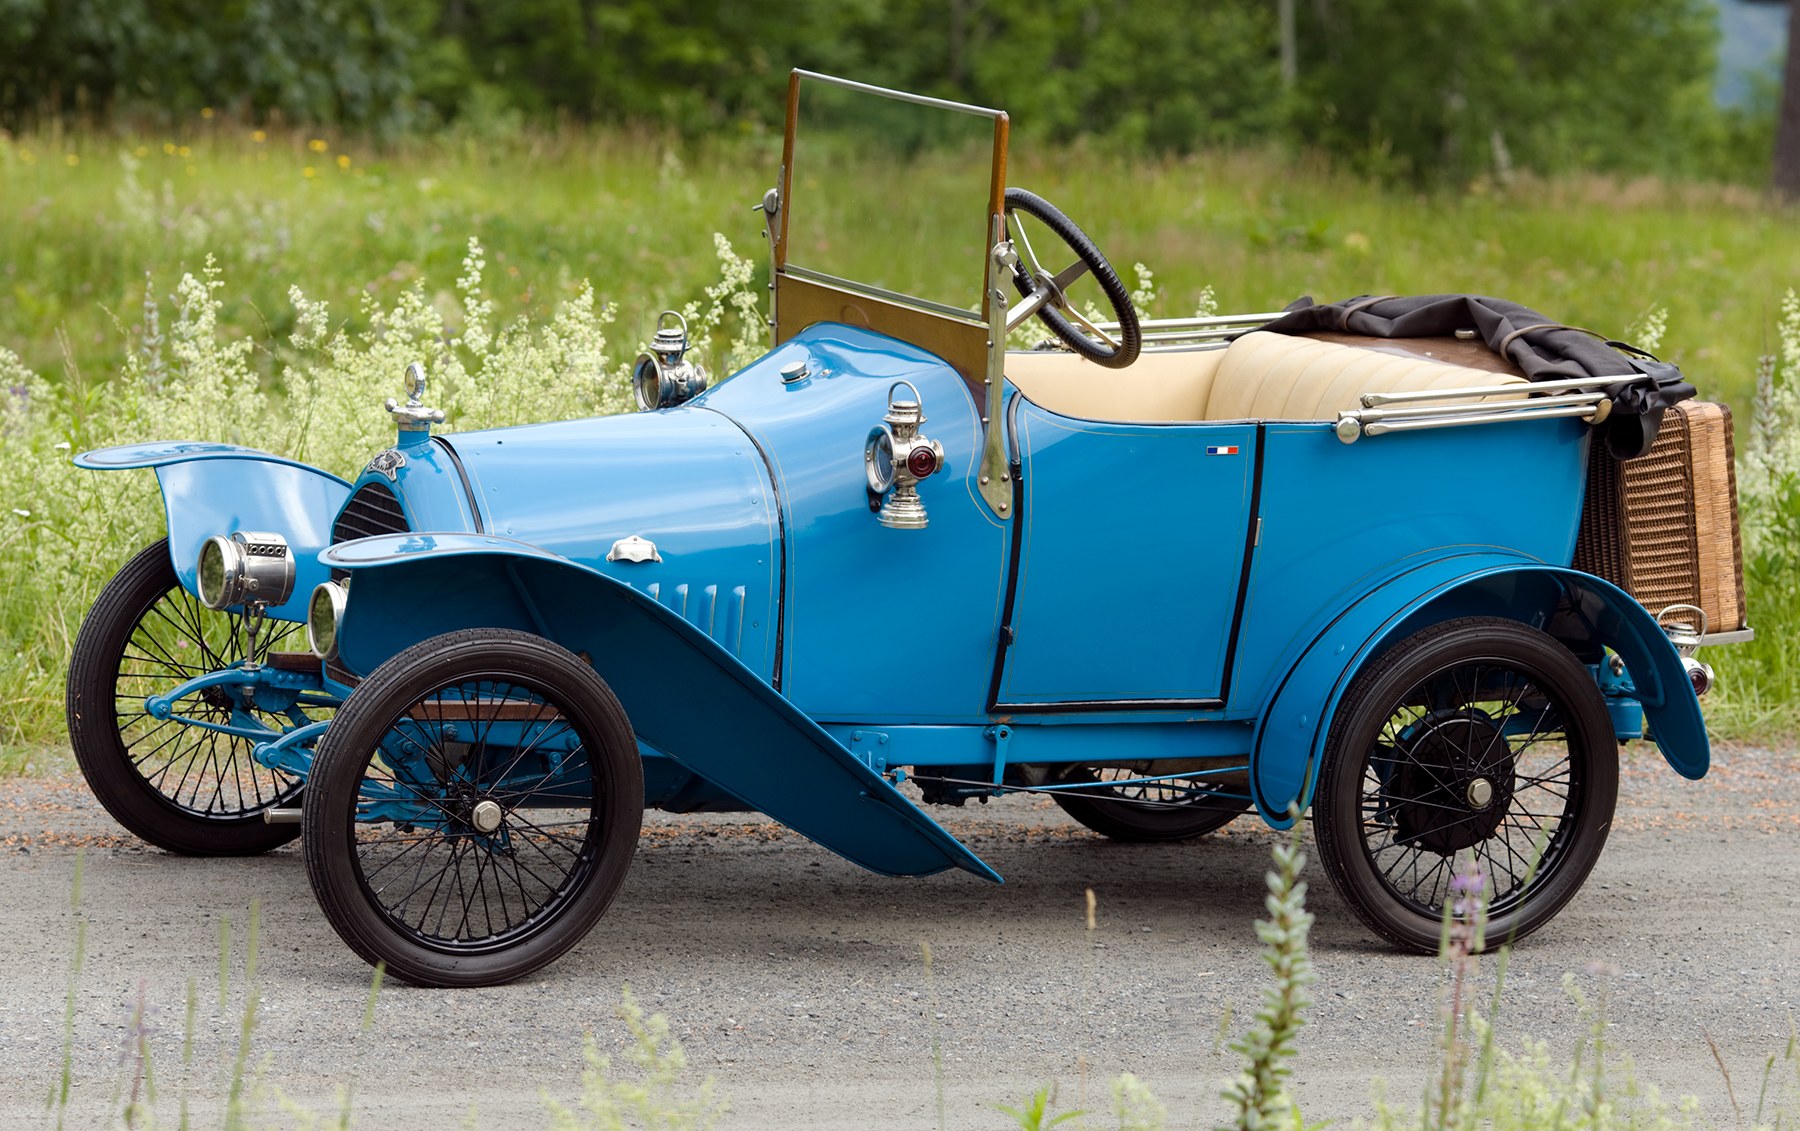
xmin=439 ymin=407 xmax=781 ymax=676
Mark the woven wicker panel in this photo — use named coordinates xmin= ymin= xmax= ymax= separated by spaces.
xmin=1575 ymin=401 xmax=1749 ymax=632
xmin=1573 ymin=446 xmax=1627 ymax=583
xmin=1681 ymin=402 xmax=1747 ymax=630
xmin=1617 ymin=405 xmax=1702 ymax=615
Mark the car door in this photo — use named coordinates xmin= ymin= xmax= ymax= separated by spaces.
xmin=993 ymin=398 xmax=1260 ymax=709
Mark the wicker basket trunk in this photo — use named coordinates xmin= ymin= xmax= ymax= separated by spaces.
xmin=1574 ymin=400 xmax=1748 ymax=633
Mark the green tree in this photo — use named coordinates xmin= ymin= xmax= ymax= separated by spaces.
xmin=1290 ymin=0 xmax=1720 ymax=183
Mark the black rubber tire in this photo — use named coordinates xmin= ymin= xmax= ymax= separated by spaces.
xmin=1004 ymin=187 xmax=1142 ymax=368
xmin=1052 ymin=764 xmax=1249 ymax=841
xmin=66 ymin=539 xmax=308 ymax=855
xmin=303 ymin=629 xmax=644 ymax=987
xmin=1314 ymin=617 xmax=1619 ymax=953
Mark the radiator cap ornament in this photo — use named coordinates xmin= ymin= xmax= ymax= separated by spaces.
xmin=385 ymin=362 xmax=447 ymax=438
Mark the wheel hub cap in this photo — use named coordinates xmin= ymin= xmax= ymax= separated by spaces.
xmin=1387 ymin=709 xmax=1515 ymax=854
xmin=470 ymin=799 xmax=504 ymax=834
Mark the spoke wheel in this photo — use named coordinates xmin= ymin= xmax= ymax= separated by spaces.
xmin=1315 ymin=617 xmax=1618 ymax=953
xmin=67 ymin=539 xmax=310 ymax=855
xmin=1052 ymin=763 xmax=1249 ymax=841
xmin=303 ymin=629 xmax=643 ymax=987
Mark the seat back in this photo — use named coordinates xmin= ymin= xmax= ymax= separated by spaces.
xmin=1005 ymin=330 xmax=1527 ymax=423
xmin=1205 ymin=332 xmax=1527 ymax=420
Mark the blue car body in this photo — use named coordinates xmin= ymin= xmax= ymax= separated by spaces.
xmin=69 ymin=72 xmax=1739 ymax=982
xmin=79 ymin=319 xmax=1710 ymax=878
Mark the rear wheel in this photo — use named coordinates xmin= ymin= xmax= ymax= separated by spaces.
xmin=1052 ymin=764 xmax=1249 ymax=841
xmin=1314 ymin=617 xmax=1618 ymax=952
xmin=303 ymin=629 xmax=644 ymax=987
xmin=66 ymin=539 xmax=309 ymax=855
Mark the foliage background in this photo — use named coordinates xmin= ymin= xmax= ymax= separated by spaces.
xmin=0 ymin=0 xmax=1780 ymax=183
xmin=0 ymin=2 xmax=1797 ymax=750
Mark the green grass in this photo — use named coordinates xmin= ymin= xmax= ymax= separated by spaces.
xmin=1 ymin=121 xmax=1797 ymax=748
xmin=2 ymin=123 xmax=1795 ymax=410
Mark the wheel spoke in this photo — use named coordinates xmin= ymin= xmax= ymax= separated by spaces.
xmin=1049 ymin=259 xmax=1091 ymax=292
xmin=1338 ymin=635 xmax=1605 ymax=931
xmin=346 ymin=666 xmax=605 ymax=955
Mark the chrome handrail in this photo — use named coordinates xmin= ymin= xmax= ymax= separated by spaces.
xmin=1359 ymin=374 xmax=1629 ymax=407
xmin=1336 ymin=395 xmax=1609 ymax=443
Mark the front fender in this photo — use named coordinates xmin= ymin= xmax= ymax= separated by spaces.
xmin=77 ymin=442 xmax=351 ymax=622
xmin=320 ymin=532 xmax=1001 ymax=884
xmin=1251 ymin=554 xmax=1707 ymax=826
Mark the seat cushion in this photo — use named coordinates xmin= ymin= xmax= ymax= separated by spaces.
xmin=1204 ymin=331 xmax=1527 ymax=421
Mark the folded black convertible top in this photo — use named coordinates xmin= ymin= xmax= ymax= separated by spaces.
xmin=1254 ymin=294 xmax=1695 ymax=459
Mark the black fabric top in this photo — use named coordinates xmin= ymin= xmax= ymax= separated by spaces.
xmin=1253 ymin=294 xmax=1695 ymax=459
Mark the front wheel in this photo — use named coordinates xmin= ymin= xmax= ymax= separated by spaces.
xmin=1313 ymin=617 xmax=1618 ymax=953
xmin=66 ymin=539 xmax=310 ymax=855
xmin=303 ymin=629 xmax=644 ymax=987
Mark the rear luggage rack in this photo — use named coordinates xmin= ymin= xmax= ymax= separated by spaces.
xmin=1575 ymin=400 xmax=1750 ymax=645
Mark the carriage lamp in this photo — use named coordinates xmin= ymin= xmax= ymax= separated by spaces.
xmin=864 ymin=381 xmax=944 ymax=530
xmin=633 ymin=310 xmax=710 ymax=411
xmin=197 ymin=531 xmax=295 ymax=611
xmin=307 ymin=580 xmax=349 ymax=659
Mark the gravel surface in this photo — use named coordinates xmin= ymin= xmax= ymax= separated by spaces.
xmin=1 ymin=741 xmax=1796 ymax=1128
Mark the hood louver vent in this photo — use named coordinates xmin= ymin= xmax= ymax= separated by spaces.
xmin=331 ymin=482 xmax=409 ymax=545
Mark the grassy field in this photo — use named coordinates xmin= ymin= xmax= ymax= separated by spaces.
xmin=2 ymin=123 xmax=1796 ymax=406
xmin=0 ymin=121 xmax=1797 ymax=751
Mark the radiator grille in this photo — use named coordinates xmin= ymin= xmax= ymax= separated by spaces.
xmin=331 ymin=481 xmax=409 ymax=544
xmin=1574 ymin=401 xmax=1747 ymax=632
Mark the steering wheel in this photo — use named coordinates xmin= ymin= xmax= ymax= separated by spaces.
xmin=1003 ymin=187 xmax=1142 ymax=368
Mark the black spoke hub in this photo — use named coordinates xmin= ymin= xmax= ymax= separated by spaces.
xmin=1385 ymin=708 xmax=1515 ymax=854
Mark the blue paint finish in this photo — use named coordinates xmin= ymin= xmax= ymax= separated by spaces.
xmin=819 ymin=719 xmax=1255 ymax=769
xmin=359 ymin=438 xmax=482 ymax=537
xmin=78 ymin=321 xmax=1715 ymax=883
xmin=75 ymin=441 xmax=354 ymax=484
xmin=1250 ymin=556 xmax=1710 ymax=827
xmin=1250 ymin=549 xmax=1540 ymax=824
xmin=323 ymin=533 xmax=1000 ymax=882
xmin=437 ymin=408 xmax=780 ymax=676
xmin=697 ymin=325 xmax=1008 ymax=720
xmin=1389 ymin=566 xmax=1707 ymax=778
xmin=1228 ymin=418 xmax=1588 ymax=718
xmin=1000 ymin=404 xmax=1257 ymax=703
xmin=76 ymin=443 xmax=351 ymax=622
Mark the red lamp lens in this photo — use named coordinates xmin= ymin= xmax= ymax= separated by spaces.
xmin=906 ymin=447 xmax=938 ymax=479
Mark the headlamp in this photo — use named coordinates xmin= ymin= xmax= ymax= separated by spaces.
xmin=197 ymin=531 xmax=295 ymax=610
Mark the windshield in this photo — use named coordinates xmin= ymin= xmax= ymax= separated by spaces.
xmin=783 ymin=73 xmax=1006 ymax=320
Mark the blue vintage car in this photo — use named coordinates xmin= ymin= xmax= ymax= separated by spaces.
xmin=66 ymin=73 xmax=1749 ymax=987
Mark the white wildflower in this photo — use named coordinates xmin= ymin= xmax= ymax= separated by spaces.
xmin=1194 ymin=284 xmax=1219 ymax=318
xmin=1129 ymin=262 xmax=1157 ymax=312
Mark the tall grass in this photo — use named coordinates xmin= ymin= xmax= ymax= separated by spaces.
xmin=0 ymin=121 xmax=1796 ymax=748
xmin=0 ymin=224 xmax=764 ymax=747
xmin=1712 ymin=290 xmax=1800 ymax=736
xmin=2 ymin=123 xmax=1794 ymax=406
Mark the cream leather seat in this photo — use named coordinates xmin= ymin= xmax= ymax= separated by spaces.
xmin=1006 ymin=331 xmax=1527 ymax=423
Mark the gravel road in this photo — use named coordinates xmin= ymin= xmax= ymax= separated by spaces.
xmin=1 ymin=741 xmax=1796 ymax=1129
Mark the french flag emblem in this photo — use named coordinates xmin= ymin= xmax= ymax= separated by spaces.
xmin=1206 ymin=445 xmax=1240 ymax=456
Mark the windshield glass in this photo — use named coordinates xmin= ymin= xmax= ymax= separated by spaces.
xmin=786 ymin=74 xmax=1004 ymax=319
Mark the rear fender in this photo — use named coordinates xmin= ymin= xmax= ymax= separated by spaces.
xmin=1251 ymin=555 xmax=1706 ymax=827
xmin=76 ymin=442 xmax=351 ymax=622
xmin=321 ymin=532 xmax=1000 ymax=883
